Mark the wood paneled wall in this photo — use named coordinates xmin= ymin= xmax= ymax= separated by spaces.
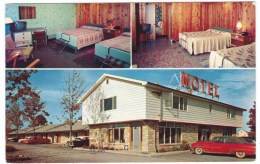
xmin=76 ymin=3 xmax=130 ymax=30
xmin=169 ymin=2 xmax=255 ymax=41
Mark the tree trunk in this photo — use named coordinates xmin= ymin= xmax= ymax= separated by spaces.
xmin=70 ymin=113 xmax=73 ymax=142
xmin=16 ymin=127 xmax=19 ymax=139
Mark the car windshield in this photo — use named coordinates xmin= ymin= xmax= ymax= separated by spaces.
xmin=240 ymin=137 xmax=256 ymax=143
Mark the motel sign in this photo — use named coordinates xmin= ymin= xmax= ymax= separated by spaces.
xmin=180 ymin=72 xmax=219 ymax=98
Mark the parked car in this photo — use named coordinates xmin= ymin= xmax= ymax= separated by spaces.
xmin=22 ymin=136 xmax=50 ymax=144
xmin=239 ymin=137 xmax=256 ymax=144
xmin=191 ymin=136 xmax=255 ymax=158
xmin=18 ymin=137 xmax=28 ymax=143
xmin=7 ymin=137 xmax=19 ymax=142
xmin=65 ymin=136 xmax=89 ymax=148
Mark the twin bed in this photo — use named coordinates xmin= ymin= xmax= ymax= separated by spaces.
xmin=209 ymin=42 xmax=255 ymax=68
xmin=179 ymin=27 xmax=255 ymax=68
xmin=55 ymin=25 xmax=130 ymax=67
xmin=179 ymin=28 xmax=232 ymax=55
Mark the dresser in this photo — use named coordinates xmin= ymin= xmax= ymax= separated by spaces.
xmin=231 ymin=33 xmax=253 ymax=47
xmin=102 ymin=28 xmax=121 ymax=40
xmin=13 ymin=30 xmax=32 ymax=47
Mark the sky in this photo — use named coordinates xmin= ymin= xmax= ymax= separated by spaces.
xmin=5 ymin=69 xmax=256 ymax=131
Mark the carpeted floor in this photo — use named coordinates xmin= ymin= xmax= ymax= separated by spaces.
xmin=6 ymin=40 xmax=104 ymax=68
xmin=132 ymin=37 xmax=210 ymax=68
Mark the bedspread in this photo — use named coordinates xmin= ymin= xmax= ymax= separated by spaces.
xmin=96 ymin=35 xmax=130 ymax=53
xmin=209 ymin=42 xmax=255 ymax=68
xmin=57 ymin=26 xmax=103 ymax=50
xmin=179 ymin=29 xmax=231 ymax=55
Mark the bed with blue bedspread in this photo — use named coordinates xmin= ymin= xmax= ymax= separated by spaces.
xmin=95 ymin=32 xmax=131 ymax=67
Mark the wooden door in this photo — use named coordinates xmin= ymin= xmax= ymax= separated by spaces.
xmin=57 ymin=134 xmax=61 ymax=143
xmin=146 ymin=4 xmax=156 ymax=40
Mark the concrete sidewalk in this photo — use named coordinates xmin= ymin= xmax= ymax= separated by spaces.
xmin=73 ymin=147 xmax=190 ymax=157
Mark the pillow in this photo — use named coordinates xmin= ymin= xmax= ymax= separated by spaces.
xmin=81 ymin=25 xmax=102 ymax=31
xmin=121 ymin=32 xmax=131 ymax=37
xmin=86 ymin=23 xmax=106 ymax=28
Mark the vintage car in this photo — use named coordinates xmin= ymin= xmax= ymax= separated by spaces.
xmin=65 ymin=136 xmax=89 ymax=148
xmin=22 ymin=136 xmax=50 ymax=144
xmin=191 ymin=136 xmax=255 ymax=158
xmin=7 ymin=136 xmax=20 ymax=142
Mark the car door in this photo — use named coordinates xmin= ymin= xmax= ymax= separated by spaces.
xmin=209 ymin=137 xmax=226 ymax=154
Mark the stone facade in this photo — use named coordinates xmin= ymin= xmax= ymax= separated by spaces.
xmin=181 ymin=124 xmax=198 ymax=144
xmin=89 ymin=121 xmax=237 ymax=153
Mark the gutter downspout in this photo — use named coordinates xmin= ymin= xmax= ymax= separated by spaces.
xmin=155 ymin=92 xmax=163 ymax=153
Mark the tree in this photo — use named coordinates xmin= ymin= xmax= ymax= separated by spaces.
xmin=6 ymin=102 xmax=25 ymax=138
xmin=85 ymin=87 xmax=110 ymax=124
xmin=6 ymin=70 xmax=38 ymax=108
xmin=61 ymin=71 xmax=86 ymax=141
xmin=23 ymin=90 xmax=49 ymax=135
xmin=84 ymin=87 xmax=110 ymax=149
xmin=247 ymin=101 xmax=256 ymax=137
xmin=30 ymin=114 xmax=48 ymax=127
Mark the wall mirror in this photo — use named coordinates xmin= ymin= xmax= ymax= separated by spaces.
xmin=19 ymin=6 xmax=36 ymax=19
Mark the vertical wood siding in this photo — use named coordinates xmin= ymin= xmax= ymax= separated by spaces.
xmin=132 ymin=2 xmax=255 ymax=42
xmin=169 ymin=2 xmax=255 ymax=41
xmin=76 ymin=3 xmax=130 ymax=30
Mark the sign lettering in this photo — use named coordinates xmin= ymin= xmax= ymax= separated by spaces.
xmin=180 ymin=72 xmax=219 ymax=98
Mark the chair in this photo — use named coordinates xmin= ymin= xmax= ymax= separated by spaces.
xmin=32 ymin=30 xmax=47 ymax=50
xmin=5 ymin=34 xmax=34 ymax=64
xmin=139 ymin=23 xmax=151 ymax=43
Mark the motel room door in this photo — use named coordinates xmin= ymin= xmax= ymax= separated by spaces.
xmin=133 ymin=126 xmax=141 ymax=151
xmin=146 ymin=4 xmax=156 ymax=40
xmin=198 ymin=126 xmax=212 ymax=141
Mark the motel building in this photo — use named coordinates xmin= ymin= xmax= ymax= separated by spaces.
xmin=78 ymin=73 xmax=245 ymax=153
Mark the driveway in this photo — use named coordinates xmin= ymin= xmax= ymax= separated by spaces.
xmin=6 ymin=142 xmax=255 ymax=163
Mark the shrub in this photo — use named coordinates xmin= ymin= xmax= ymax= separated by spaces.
xmin=171 ymin=146 xmax=180 ymax=151
xmin=158 ymin=147 xmax=165 ymax=153
xmin=179 ymin=141 xmax=190 ymax=150
xmin=6 ymin=145 xmax=17 ymax=152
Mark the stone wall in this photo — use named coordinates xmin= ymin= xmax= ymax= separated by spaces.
xmin=181 ymin=124 xmax=198 ymax=144
xmin=142 ymin=121 xmax=156 ymax=153
xmin=89 ymin=125 xmax=109 ymax=147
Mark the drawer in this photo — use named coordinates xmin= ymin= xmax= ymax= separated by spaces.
xmin=14 ymin=32 xmax=32 ymax=41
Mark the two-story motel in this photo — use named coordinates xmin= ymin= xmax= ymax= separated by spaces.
xmin=78 ymin=73 xmax=245 ymax=153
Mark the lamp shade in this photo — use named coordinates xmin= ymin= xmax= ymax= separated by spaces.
xmin=236 ymin=21 xmax=242 ymax=30
xmin=5 ymin=17 xmax=13 ymax=24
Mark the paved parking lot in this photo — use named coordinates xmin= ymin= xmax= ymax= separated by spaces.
xmin=6 ymin=142 xmax=255 ymax=163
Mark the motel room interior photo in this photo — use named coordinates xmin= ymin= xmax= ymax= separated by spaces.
xmin=131 ymin=2 xmax=255 ymax=68
xmin=5 ymin=3 xmax=131 ymax=68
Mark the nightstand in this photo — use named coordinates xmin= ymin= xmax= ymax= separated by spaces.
xmin=231 ymin=33 xmax=252 ymax=47
xmin=13 ymin=30 xmax=32 ymax=47
xmin=102 ymin=28 xmax=121 ymax=40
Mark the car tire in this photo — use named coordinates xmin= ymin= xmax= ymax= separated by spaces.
xmin=235 ymin=152 xmax=246 ymax=158
xmin=65 ymin=141 xmax=71 ymax=147
xmin=195 ymin=147 xmax=203 ymax=155
xmin=70 ymin=142 xmax=74 ymax=147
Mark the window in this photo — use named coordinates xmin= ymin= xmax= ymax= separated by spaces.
xmin=100 ymin=96 xmax=117 ymax=111
xmin=223 ymin=127 xmax=233 ymax=136
xmin=108 ymin=127 xmax=125 ymax=143
xmin=159 ymin=127 xmax=164 ymax=144
xmin=19 ymin=6 xmax=36 ymax=19
xmin=231 ymin=110 xmax=236 ymax=118
xmin=172 ymin=95 xmax=187 ymax=111
xmin=159 ymin=124 xmax=182 ymax=144
xmin=173 ymin=96 xmax=179 ymax=109
xmin=227 ymin=109 xmax=231 ymax=118
xmin=227 ymin=109 xmax=236 ymax=119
